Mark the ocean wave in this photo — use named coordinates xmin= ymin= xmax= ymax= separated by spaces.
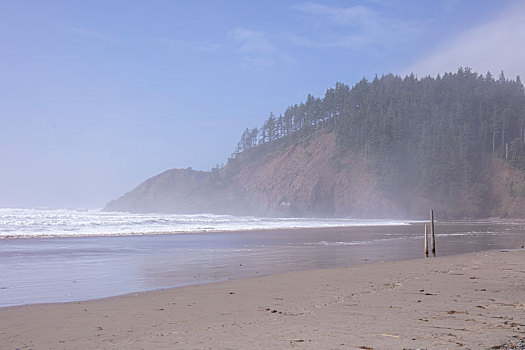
xmin=0 ymin=208 xmax=418 ymax=239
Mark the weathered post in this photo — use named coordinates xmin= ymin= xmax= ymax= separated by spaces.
xmin=424 ymin=224 xmax=429 ymax=257
xmin=431 ymin=209 xmax=436 ymax=257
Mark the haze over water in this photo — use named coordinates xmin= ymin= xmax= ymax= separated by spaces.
xmin=0 ymin=208 xmax=412 ymax=238
xmin=1 ymin=209 xmax=524 ymax=308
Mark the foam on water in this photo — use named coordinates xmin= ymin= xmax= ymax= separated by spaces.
xmin=0 ymin=208 xmax=416 ymax=238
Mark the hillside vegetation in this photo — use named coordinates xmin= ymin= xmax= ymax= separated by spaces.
xmin=105 ymin=69 xmax=525 ymax=219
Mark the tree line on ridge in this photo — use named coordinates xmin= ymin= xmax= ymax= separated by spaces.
xmin=229 ymin=68 xmax=525 ymax=211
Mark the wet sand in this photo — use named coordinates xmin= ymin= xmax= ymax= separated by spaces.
xmin=1 ymin=249 xmax=524 ymax=349
xmin=2 ymin=221 xmax=525 ymax=308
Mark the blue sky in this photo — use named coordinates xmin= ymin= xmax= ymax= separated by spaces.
xmin=1 ymin=0 xmax=524 ymax=209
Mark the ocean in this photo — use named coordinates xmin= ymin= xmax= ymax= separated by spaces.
xmin=0 ymin=208 xmax=413 ymax=238
xmin=1 ymin=208 xmax=524 ymax=308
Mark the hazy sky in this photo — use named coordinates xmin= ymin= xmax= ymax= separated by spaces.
xmin=1 ymin=0 xmax=524 ymax=209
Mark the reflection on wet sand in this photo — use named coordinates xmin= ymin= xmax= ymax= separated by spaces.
xmin=1 ymin=221 xmax=524 ymax=307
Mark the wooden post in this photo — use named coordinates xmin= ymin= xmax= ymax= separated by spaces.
xmin=424 ymin=224 xmax=429 ymax=257
xmin=431 ymin=209 xmax=436 ymax=257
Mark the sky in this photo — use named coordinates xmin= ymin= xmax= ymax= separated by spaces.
xmin=1 ymin=0 xmax=524 ymax=209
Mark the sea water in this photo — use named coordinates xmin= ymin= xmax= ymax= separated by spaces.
xmin=0 ymin=208 xmax=413 ymax=238
xmin=1 ymin=208 xmax=524 ymax=308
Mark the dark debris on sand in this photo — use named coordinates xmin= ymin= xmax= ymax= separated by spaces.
xmin=490 ymin=338 xmax=525 ymax=350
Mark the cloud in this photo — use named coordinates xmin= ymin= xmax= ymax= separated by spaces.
xmin=405 ymin=3 xmax=525 ymax=80
xmin=69 ymin=26 xmax=120 ymax=43
xmin=291 ymin=2 xmax=421 ymax=50
xmin=229 ymin=28 xmax=276 ymax=53
xmin=150 ymin=37 xmax=222 ymax=52
xmin=296 ymin=3 xmax=373 ymax=26
xmin=228 ymin=27 xmax=293 ymax=70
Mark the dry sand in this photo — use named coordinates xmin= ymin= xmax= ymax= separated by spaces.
xmin=1 ymin=249 xmax=524 ymax=350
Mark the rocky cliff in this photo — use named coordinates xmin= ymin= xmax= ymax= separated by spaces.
xmin=105 ymin=71 xmax=525 ymax=218
xmin=104 ymin=132 xmax=525 ymax=219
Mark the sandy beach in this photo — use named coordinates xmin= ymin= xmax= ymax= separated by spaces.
xmin=1 ymin=249 xmax=524 ymax=349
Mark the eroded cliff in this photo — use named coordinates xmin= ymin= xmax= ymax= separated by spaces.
xmin=104 ymin=132 xmax=525 ymax=218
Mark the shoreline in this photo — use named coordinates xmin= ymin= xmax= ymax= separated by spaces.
xmin=2 ymin=249 xmax=524 ymax=349
xmin=0 ymin=221 xmax=421 ymax=240
xmin=2 ymin=222 xmax=524 ymax=309
xmin=1 ymin=246 xmax=522 ymax=311
xmin=3 ymin=217 xmax=525 ymax=240
xmin=1 ymin=207 xmax=426 ymax=240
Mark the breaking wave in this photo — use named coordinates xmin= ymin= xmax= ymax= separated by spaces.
xmin=0 ymin=208 xmax=415 ymax=238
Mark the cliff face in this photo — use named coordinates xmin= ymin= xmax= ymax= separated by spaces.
xmin=105 ymin=71 xmax=525 ymax=218
xmin=103 ymin=132 xmax=525 ymax=219
xmin=104 ymin=168 xmax=211 ymax=214
xmin=231 ymin=133 xmax=391 ymax=217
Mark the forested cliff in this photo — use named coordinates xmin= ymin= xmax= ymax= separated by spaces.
xmin=104 ymin=69 xmax=525 ymax=219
